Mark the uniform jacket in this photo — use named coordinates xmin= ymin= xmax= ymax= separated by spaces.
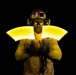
xmin=15 ymin=32 xmax=62 ymax=75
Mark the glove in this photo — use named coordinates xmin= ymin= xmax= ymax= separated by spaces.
xmin=26 ymin=40 xmax=38 ymax=56
xmin=37 ymin=38 xmax=51 ymax=56
xmin=43 ymin=38 xmax=51 ymax=53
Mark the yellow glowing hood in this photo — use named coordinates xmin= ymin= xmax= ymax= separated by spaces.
xmin=6 ymin=25 xmax=68 ymax=41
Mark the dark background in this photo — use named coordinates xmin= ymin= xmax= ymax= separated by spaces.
xmin=0 ymin=1 xmax=75 ymax=75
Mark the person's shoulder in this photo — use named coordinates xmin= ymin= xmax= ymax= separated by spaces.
xmin=19 ymin=39 xmax=26 ymax=43
xmin=20 ymin=39 xmax=26 ymax=41
xmin=20 ymin=39 xmax=32 ymax=43
xmin=51 ymin=38 xmax=56 ymax=40
xmin=50 ymin=38 xmax=58 ymax=43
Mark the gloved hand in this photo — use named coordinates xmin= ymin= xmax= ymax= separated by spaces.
xmin=37 ymin=38 xmax=51 ymax=56
xmin=26 ymin=40 xmax=39 ymax=56
xmin=26 ymin=38 xmax=51 ymax=56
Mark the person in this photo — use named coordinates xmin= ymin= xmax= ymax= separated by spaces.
xmin=15 ymin=9 xmax=62 ymax=75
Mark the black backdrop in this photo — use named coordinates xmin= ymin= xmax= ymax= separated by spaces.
xmin=0 ymin=1 xmax=75 ymax=75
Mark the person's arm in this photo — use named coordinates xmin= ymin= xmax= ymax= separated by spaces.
xmin=48 ymin=38 xmax=62 ymax=60
xmin=15 ymin=39 xmax=30 ymax=61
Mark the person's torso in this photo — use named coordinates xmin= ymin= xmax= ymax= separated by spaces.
xmin=23 ymin=33 xmax=54 ymax=75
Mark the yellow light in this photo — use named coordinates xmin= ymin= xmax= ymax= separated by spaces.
xmin=6 ymin=26 xmax=35 ymax=41
xmin=6 ymin=25 xmax=68 ymax=42
xmin=42 ymin=25 xmax=68 ymax=41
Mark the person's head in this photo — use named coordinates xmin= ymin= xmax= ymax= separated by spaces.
xmin=27 ymin=9 xmax=51 ymax=34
